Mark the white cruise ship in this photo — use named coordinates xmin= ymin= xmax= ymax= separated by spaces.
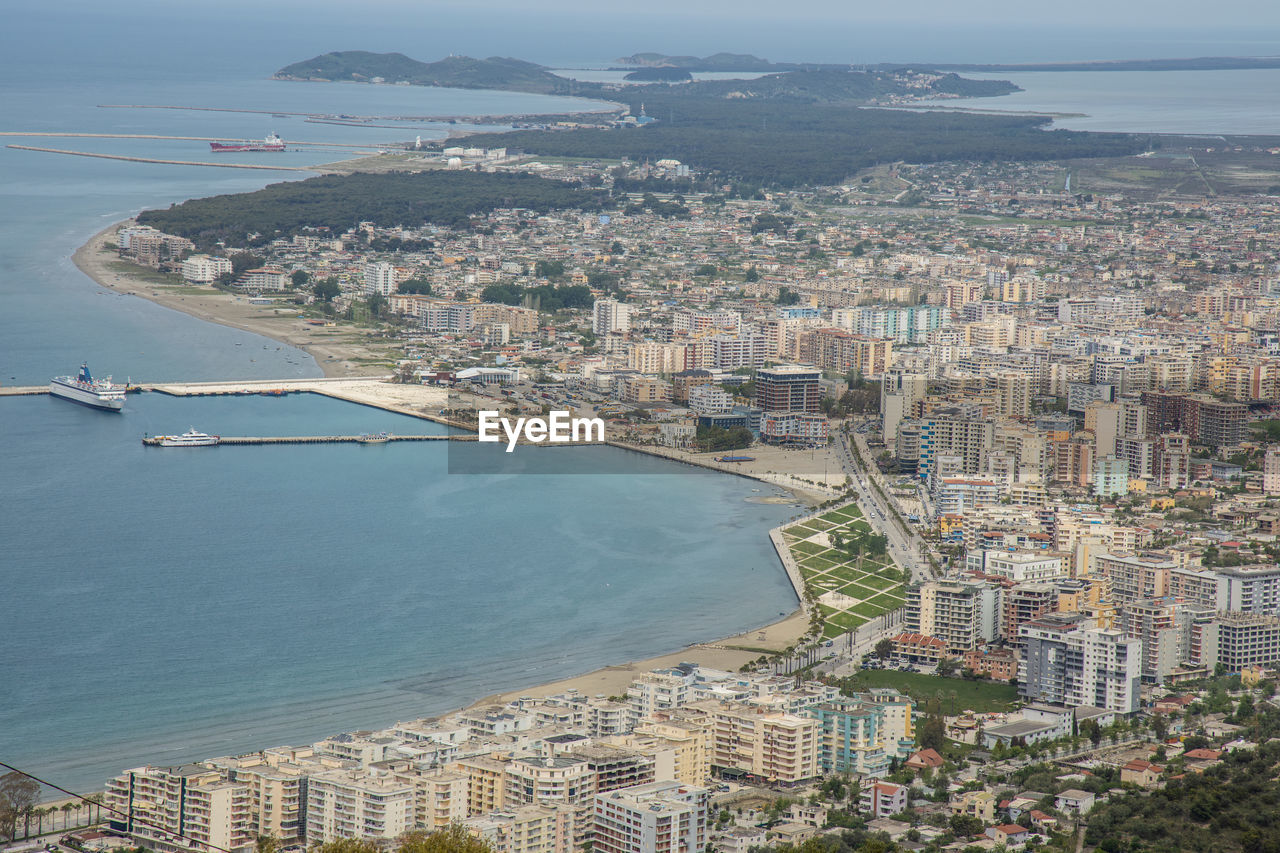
xmin=49 ymin=363 xmax=125 ymax=411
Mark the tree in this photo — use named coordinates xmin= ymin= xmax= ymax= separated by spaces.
xmin=950 ymin=813 xmax=985 ymax=838
xmin=875 ymin=638 xmax=894 ymax=660
xmin=290 ymin=270 xmax=310 ymax=289
xmin=398 ymin=277 xmax=433 ymax=295
xmin=398 ymin=824 xmax=496 ymax=853
xmin=936 ymin=657 xmax=960 ymax=678
xmin=744 ymin=265 xmax=759 ymax=282
xmin=312 ymin=277 xmax=340 ymax=303
xmin=534 ymin=259 xmax=565 ymax=280
xmin=0 ymin=772 xmax=39 ymax=841
xmin=230 ymin=252 xmax=263 ymax=275
xmin=918 ymin=713 xmax=947 ymax=752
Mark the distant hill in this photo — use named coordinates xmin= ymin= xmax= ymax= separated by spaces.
xmin=680 ymin=69 xmax=1017 ymax=102
xmin=274 ymin=51 xmax=576 ymax=95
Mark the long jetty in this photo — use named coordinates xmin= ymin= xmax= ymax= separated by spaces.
xmin=0 ymin=132 xmax=388 ymax=148
xmin=6 ymin=146 xmax=317 ymax=171
xmin=142 ymin=434 xmax=473 ymax=447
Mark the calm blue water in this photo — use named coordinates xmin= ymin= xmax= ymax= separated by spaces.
xmin=914 ymin=69 xmax=1280 ymax=135
xmin=3 ymin=2 xmax=1279 ymax=795
xmin=0 ymin=392 xmax=798 ymax=790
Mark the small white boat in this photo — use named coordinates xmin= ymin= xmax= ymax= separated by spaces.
xmin=155 ymin=428 xmax=220 ymax=447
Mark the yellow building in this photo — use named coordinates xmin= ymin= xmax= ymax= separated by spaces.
xmin=950 ymin=790 xmax=996 ymax=823
xmin=452 ymin=754 xmax=511 ymax=817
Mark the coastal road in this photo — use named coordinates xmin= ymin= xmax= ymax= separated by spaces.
xmin=833 ymin=423 xmax=934 ymax=584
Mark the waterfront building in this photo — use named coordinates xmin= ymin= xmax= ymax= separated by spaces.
xmin=593 ymin=781 xmax=708 ymax=853
xmin=207 ymin=750 xmax=311 ymax=845
xmin=503 ymin=756 xmax=597 ymax=844
xmin=181 ymin=254 xmax=233 ymax=283
xmin=240 ymin=267 xmax=290 ymax=292
xmin=754 ymin=365 xmax=822 ymax=413
xmin=759 ymin=412 xmax=829 ymax=446
xmin=106 ymin=764 xmax=254 ymax=853
xmin=305 ymin=768 xmax=414 ymax=844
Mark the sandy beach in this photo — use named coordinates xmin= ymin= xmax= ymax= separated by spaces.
xmin=72 ymin=222 xmax=394 ymax=379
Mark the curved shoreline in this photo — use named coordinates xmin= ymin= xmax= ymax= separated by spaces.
xmin=58 ymin=223 xmax=820 ymax=769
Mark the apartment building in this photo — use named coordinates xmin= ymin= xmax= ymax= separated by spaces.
xmin=465 ymin=805 xmax=574 ymax=853
xmin=1095 ymin=552 xmax=1176 ymax=604
xmin=919 ymin=411 xmax=994 ymax=481
xmin=797 ymin=329 xmax=893 ymax=378
xmin=966 ymin=549 xmax=1065 ymax=583
xmin=305 ymin=769 xmax=414 ymax=844
xmin=1121 ymin=598 xmax=1215 ymax=683
xmin=1141 ymin=391 xmax=1247 ymax=448
xmin=1019 ymin=612 xmax=1141 ymax=714
xmin=613 ymin=720 xmax=711 ymax=786
xmin=880 ymin=370 xmax=927 ymax=443
xmin=208 ymin=751 xmax=310 ymax=845
xmin=593 ymin=299 xmax=632 ymax=335
xmin=503 ymin=757 xmax=597 ymax=844
xmin=106 ymin=764 xmax=254 ymax=853
xmin=905 ymin=579 xmax=1000 ymax=655
xmin=1201 ymin=612 xmax=1280 ymax=671
xmin=181 ymin=254 xmax=233 ymax=283
xmin=691 ymin=703 xmax=820 ymax=785
xmin=363 ymin=261 xmax=398 ymax=296
xmin=453 ymin=754 xmax=511 ymax=817
xmin=807 ymin=692 xmax=914 ymax=778
xmin=593 ymin=782 xmax=708 ymax=853
xmin=754 ymin=365 xmax=822 ymax=413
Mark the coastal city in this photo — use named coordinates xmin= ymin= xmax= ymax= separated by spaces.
xmin=9 ymin=5 xmax=1280 ymax=853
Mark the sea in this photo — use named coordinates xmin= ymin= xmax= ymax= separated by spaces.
xmin=2 ymin=3 xmax=1280 ymax=793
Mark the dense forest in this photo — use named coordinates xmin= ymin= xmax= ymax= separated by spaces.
xmin=137 ymin=171 xmax=609 ymax=249
xmin=463 ymin=95 xmax=1148 ymax=187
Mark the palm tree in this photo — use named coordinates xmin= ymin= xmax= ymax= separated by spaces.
xmin=62 ymin=802 xmax=75 ymax=830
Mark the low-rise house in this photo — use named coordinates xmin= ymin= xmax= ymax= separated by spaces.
xmin=950 ymin=789 xmax=996 ymax=823
xmin=862 ymin=782 xmax=909 ymax=819
xmin=1027 ymin=809 xmax=1058 ymax=833
xmin=1054 ymin=789 xmax=1095 ymax=815
xmin=987 ymin=824 xmax=1031 ymax=847
xmin=1120 ymin=758 xmax=1163 ymax=787
xmin=904 ymin=748 xmax=944 ymax=771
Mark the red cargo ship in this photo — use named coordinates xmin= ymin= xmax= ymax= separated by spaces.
xmin=209 ymin=133 xmax=285 ymax=152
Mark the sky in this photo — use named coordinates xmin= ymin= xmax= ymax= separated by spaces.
xmin=4 ymin=1 xmax=1280 ymax=69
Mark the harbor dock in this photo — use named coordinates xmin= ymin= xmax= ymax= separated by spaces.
xmin=142 ymin=434 xmax=471 ymax=446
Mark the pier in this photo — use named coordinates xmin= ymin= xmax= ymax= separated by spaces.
xmin=142 ymin=434 xmax=471 ymax=446
xmin=6 ymin=145 xmax=318 ymax=171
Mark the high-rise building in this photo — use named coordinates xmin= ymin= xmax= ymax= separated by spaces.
xmin=806 ymin=691 xmax=914 ymax=777
xmin=754 ymin=365 xmax=822 ymax=413
xmin=1093 ymin=455 xmax=1130 ymax=498
xmin=594 ymin=299 xmax=632 ymax=335
xmin=919 ymin=410 xmax=994 ymax=481
xmin=1201 ymin=612 xmax=1280 ymax=671
xmin=1265 ymin=448 xmax=1280 ymax=495
xmin=363 ymin=262 xmax=397 ymax=296
xmin=106 ymin=765 xmax=254 ymax=853
xmin=905 ymin=578 xmax=1001 ymax=655
xmin=1019 ymin=612 xmax=1140 ymax=714
xmin=593 ymin=782 xmax=708 ymax=853
xmin=881 ymin=370 xmax=927 ymax=443
xmin=306 ymin=769 xmax=414 ymax=844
